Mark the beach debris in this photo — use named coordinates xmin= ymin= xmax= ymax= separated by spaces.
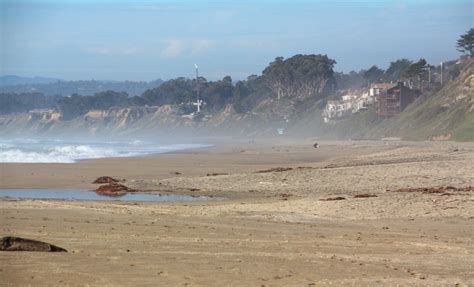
xmin=95 ymin=183 xmax=132 ymax=196
xmin=319 ymin=196 xmax=346 ymax=201
xmin=279 ymin=193 xmax=293 ymax=200
xmin=172 ymin=172 xmax=182 ymax=175
xmin=93 ymin=176 xmax=120 ymax=184
xmin=392 ymin=186 xmax=473 ymax=194
xmin=206 ymin=173 xmax=228 ymax=176
xmin=323 ymin=164 xmax=338 ymax=169
xmin=189 ymin=188 xmax=200 ymax=192
xmin=313 ymin=142 xmax=319 ymax=148
xmin=1 ymin=236 xmax=67 ymax=252
xmin=353 ymin=194 xmax=378 ymax=198
xmin=257 ymin=167 xmax=293 ymax=173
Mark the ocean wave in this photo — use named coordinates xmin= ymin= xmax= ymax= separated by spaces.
xmin=0 ymin=143 xmax=14 ymax=149
xmin=130 ymin=140 xmax=145 ymax=145
xmin=0 ymin=141 xmax=209 ymax=163
xmin=0 ymin=149 xmax=76 ymax=163
xmin=0 ymin=145 xmax=133 ymax=163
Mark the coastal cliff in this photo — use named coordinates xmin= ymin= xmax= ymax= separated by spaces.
xmin=1 ymin=60 xmax=472 ymax=140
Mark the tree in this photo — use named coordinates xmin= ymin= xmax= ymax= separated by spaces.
xmin=404 ymin=59 xmax=428 ymax=88
xmin=456 ymin=28 xmax=474 ymax=56
xmin=231 ymin=75 xmax=270 ymax=113
xmin=404 ymin=59 xmax=427 ymax=78
xmin=142 ymin=77 xmax=195 ymax=106
xmin=262 ymin=57 xmax=287 ymax=99
xmin=0 ymin=92 xmax=59 ymax=115
xmin=385 ymin=59 xmax=412 ymax=81
xmin=363 ymin=65 xmax=384 ymax=83
xmin=334 ymin=70 xmax=366 ymax=90
xmin=262 ymin=54 xmax=336 ymax=100
xmin=201 ymin=76 xmax=234 ymax=111
xmin=56 ymin=91 xmax=129 ymax=120
xmin=57 ymin=94 xmax=89 ymax=120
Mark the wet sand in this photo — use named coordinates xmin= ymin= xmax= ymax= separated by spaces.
xmin=1 ymin=140 xmax=473 ymax=285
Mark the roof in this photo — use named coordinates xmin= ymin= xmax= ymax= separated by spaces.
xmin=370 ymin=83 xmax=392 ymax=89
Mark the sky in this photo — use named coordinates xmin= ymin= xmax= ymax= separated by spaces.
xmin=0 ymin=0 xmax=472 ymax=81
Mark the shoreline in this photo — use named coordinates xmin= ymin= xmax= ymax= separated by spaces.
xmin=0 ymin=139 xmax=338 ymax=190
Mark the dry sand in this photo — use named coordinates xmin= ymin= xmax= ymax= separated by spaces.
xmin=1 ymin=139 xmax=473 ymax=286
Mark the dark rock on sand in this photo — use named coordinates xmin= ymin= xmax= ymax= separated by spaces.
xmin=1 ymin=236 xmax=67 ymax=252
xmin=95 ymin=183 xmax=132 ymax=196
xmin=93 ymin=176 xmax=120 ymax=184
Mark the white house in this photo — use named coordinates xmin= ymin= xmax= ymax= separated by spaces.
xmin=369 ymin=83 xmax=392 ymax=97
xmin=323 ymin=89 xmax=378 ymax=122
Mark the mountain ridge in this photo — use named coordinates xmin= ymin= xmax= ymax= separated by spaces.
xmin=0 ymin=77 xmax=163 ymax=97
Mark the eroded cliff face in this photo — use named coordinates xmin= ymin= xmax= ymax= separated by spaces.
xmin=6 ymin=61 xmax=471 ymax=140
xmin=0 ymin=104 xmax=281 ymax=137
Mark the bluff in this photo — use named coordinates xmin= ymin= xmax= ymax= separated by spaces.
xmin=0 ymin=60 xmax=472 ymax=141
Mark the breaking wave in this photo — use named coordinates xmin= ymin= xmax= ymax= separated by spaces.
xmin=0 ymin=139 xmax=208 ymax=163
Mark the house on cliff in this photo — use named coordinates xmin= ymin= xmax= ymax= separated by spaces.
xmin=376 ymin=83 xmax=420 ymax=117
xmin=369 ymin=83 xmax=392 ymax=97
xmin=322 ymin=90 xmax=375 ymax=122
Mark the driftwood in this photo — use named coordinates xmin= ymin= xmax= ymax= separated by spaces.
xmin=257 ymin=167 xmax=293 ymax=173
xmin=353 ymin=194 xmax=378 ymax=198
xmin=319 ymin=196 xmax=346 ymax=201
xmin=206 ymin=173 xmax=229 ymax=176
xmin=1 ymin=236 xmax=67 ymax=252
xmin=392 ymin=186 xmax=473 ymax=194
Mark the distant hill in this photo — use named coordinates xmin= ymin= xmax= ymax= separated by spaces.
xmin=0 ymin=75 xmax=60 ymax=86
xmin=0 ymin=78 xmax=163 ymax=97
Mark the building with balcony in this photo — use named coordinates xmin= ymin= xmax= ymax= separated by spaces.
xmin=376 ymin=83 xmax=420 ymax=117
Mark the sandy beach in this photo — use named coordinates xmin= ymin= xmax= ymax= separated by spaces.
xmin=1 ymin=139 xmax=473 ymax=285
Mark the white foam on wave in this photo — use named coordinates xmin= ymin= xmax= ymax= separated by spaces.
xmin=0 ymin=143 xmax=14 ymax=148
xmin=0 ymin=145 xmax=132 ymax=163
xmin=0 ymin=141 xmax=209 ymax=163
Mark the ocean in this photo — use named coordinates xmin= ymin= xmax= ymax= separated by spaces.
xmin=0 ymin=138 xmax=208 ymax=163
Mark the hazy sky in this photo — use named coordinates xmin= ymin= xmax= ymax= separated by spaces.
xmin=1 ymin=0 xmax=472 ymax=81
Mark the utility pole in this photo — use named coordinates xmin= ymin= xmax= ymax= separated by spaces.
xmin=440 ymin=62 xmax=443 ymax=85
xmin=428 ymin=66 xmax=431 ymax=84
xmin=194 ymin=64 xmax=201 ymax=113
xmin=399 ymin=81 xmax=402 ymax=113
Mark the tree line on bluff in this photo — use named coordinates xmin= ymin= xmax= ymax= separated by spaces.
xmin=0 ymin=53 xmax=466 ymax=118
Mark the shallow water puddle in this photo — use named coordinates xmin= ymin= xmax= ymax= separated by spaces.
xmin=0 ymin=188 xmax=209 ymax=202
